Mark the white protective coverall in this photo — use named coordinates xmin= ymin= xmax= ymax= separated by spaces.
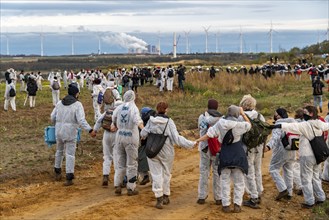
xmin=92 ymin=84 xmax=103 ymax=122
xmin=323 ymin=114 xmax=329 ymax=181
xmin=140 ymin=115 xmax=196 ymax=198
xmin=207 ymin=117 xmax=251 ymax=207
xmin=241 ymin=110 xmax=265 ymax=200
xmin=267 ymin=118 xmax=298 ymax=197
xmin=281 ymin=120 xmax=329 ymax=205
xmin=197 ymin=111 xmax=222 ymax=202
xmin=166 ymin=68 xmax=174 ymax=91
xmin=51 ymin=95 xmax=92 ymax=175
xmin=112 ymin=91 xmax=143 ymax=191
xmin=4 ymin=81 xmax=16 ymax=111
xmin=50 ymin=79 xmax=61 ymax=106
xmin=93 ymin=101 xmax=122 ymax=176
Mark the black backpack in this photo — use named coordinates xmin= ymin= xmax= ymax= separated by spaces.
xmin=313 ymin=81 xmax=322 ymax=95
xmin=167 ymin=69 xmax=174 ymax=78
xmin=9 ymin=86 xmax=16 ymax=97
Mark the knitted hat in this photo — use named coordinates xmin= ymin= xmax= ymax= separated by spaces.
xmin=208 ymin=99 xmax=218 ymax=110
xmin=276 ymin=108 xmax=288 ymax=119
xmin=68 ymin=84 xmax=79 ymax=96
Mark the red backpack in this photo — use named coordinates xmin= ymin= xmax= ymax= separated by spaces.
xmin=208 ymin=133 xmax=221 ymax=156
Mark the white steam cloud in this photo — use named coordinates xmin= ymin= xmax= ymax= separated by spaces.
xmin=102 ymin=33 xmax=148 ymax=50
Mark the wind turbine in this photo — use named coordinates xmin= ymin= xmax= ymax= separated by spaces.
xmin=325 ymin=20 xmax=329 ymax=41
xmin=71 ymin=35 xmax=74 ymax=55
xmin=202 ymin=26 xmax=211 ymax=53
xmin=173 ymin=32 xmax=177 ymax=58
xmin=184 ymin=30 xmax=191 ymax=54
xmin=40 ymin=32 xmax=44 ymax=57
xmin=157 ymin=31 xmax=161 ymax=55
xmin=239 ymin=26 xmax=243 ymax=54
xmin=268 ymin=21 xmax=278 ymax=53
xmin=5 ymin=34 xmax=9 ymax=55
xmin=215 ymin=30 xmax=220 ymax=53
xmin=98 ymin=34 xmax=102 ymax=55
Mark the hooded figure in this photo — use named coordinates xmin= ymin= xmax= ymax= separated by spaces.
xmin=140 ymin=101 xmax=196 ymax=209
xmin=239 ymin=94 xmax=265 ymax=209
xmin=197 ymin=99 xmax=222 ymax=205
xmin=265 ymin=108 xmax=299 ymax=201
xmin=196 ymin=105 xmax=251 ymax=213
xmin=4 ymin=69 xmax=17 ymax=112
xmin=112 ymin=90 xmax=144 ymax=196
xmin=278 ymin=105 xmax=329 ymax=208
xmin=92 ymin=78 xmax=104 ymax=121
xmin=93 ymin=100 xmax=123 ymax=187
xmin=51 ymin=83 xmax=93 ymax=186
xmin=50 ymin=76 xmax=61 ymax=106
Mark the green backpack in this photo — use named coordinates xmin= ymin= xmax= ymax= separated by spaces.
xmin=242 ymin=113 xmax=271 ymax=152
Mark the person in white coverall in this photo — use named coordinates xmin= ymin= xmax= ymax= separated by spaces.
xmin=91 ymin=78 xmax=103 ymax=122
xmin=265 ymin=108 xmax=300 ymax=201
xmin=239 ymin=94 xmax=265 ymax=209
xmin=323 ymin=112 xmax=329 ymax=183
xmin=273 ymin=105 xmax=329 ymax=208
xmin=51 ymin=84 xmax=94 ymax=186
xmin=112 ymin=90 xmax=144 ymax=196
xmin=50 ymin=76 xmax=61 ymax=106
xmin=91 ymin=100 xmax=123 ymax=187
xmin=4 ymin=79 xmax=16 ymax=112
xmin=140 ymin=101 xmax=197 ymax=209
xmin=197 ymin=105 xmax=251 ymax=213
xmin=197 ymin=99 xmax=222 ymax=205
xmin=166 ymin=65 xmax=174 ymax=92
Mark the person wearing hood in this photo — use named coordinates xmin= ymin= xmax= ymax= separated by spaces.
xmin=196 ymin=99 xmax=222 ymax=205
xmin=91 ymin=100 xmax=123 ymax=187
xmin=196 ymin=105 xmax=251 ymax=213
xmin=111 ymin=90 xmax=144 ymax=196
xmin=264 ymin=108 xmax=300 ymax=201
xmin=4 ymin=71 xmax=17 ymax=112
xmin=51 ymin=84 xmax=94 ymax=186
xmin=272 ymin=105 xmax=329 ymax=208
xmin=239 ymin=94 xmax=265 ymax=209
xmin=140 ymin=101 xmax=197 ymax=209
xmin=312 ymin=76 xmax=325 ymax=113
xmin=50 ymin=76 xmax=61 ymax=106
xmin=91 ymin=78 xmax=104 ymax=122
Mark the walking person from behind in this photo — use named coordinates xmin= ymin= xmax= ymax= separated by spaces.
xmin=26 ymin=76 xmax=38 ymax=108
xmin=197 ymin=99 xmax=222 ymax=205
xmin=51 ymin=84 xmax=94 ymax=186
xmin=312 ymin=76 xmax=325 ymax=113
xmin=140 ymin=101 xmax=197 ymax=209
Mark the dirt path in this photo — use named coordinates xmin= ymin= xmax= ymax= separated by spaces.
xmin=2 ymin=144 xmax=327 ymax=220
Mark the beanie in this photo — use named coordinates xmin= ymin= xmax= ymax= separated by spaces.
xmin=276 ymin=108 xmax=288 ymax=119
xmin=208 ymin=99 xmax=218 ymax=110
xmin=68 ymin=84 xmax=79 ymax=96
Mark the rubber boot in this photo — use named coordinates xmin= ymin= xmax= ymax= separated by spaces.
xmin=155 ymin=196 xmax=163 ymax=209
xmin=163 ymin=194 xmax=170 ymax=205
xmin=102 ymin=175 xmax=109 ymax=187
xmin=64 ymin=173 xmax=74 ymax=186
xmin=54 ymin=167 xmax=62 ymax=181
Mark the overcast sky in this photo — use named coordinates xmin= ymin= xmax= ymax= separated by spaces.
xmin=1 ymin=0 xmax=328 ymax=34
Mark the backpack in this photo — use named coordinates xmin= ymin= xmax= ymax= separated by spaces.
xmin=208 ymin=135 xmax=221 ymax=156
xmin=103 ymin=88 xmax=114 ymax=105
xmin=9 ymin=86 xmax=16 ymax=97
xmin=242 ymin=113 xmax=271 ymax=151
xmin=102 ymin=110 xmax=113 ymax=131
xmin=97 ymin=91 xmax=103 ymax=104
xmin=167 ymin=69 xmax=174 ymax=78
xmin=52 ymin=81 xmax=60 ymax=90
xmin=27 ymin=80 xmax=38 ymax=94
xmin=281 ymin=132 xmax=300 ymax=150
xmin=313 ymin=81 xmax=322 ymax=95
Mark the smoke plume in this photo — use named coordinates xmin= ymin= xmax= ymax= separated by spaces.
xmin=102 ymin=33 xmax=148 ymax=50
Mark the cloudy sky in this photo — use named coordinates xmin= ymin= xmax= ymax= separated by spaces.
xmin=1 ymin=0 xmax=328 ymax=34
